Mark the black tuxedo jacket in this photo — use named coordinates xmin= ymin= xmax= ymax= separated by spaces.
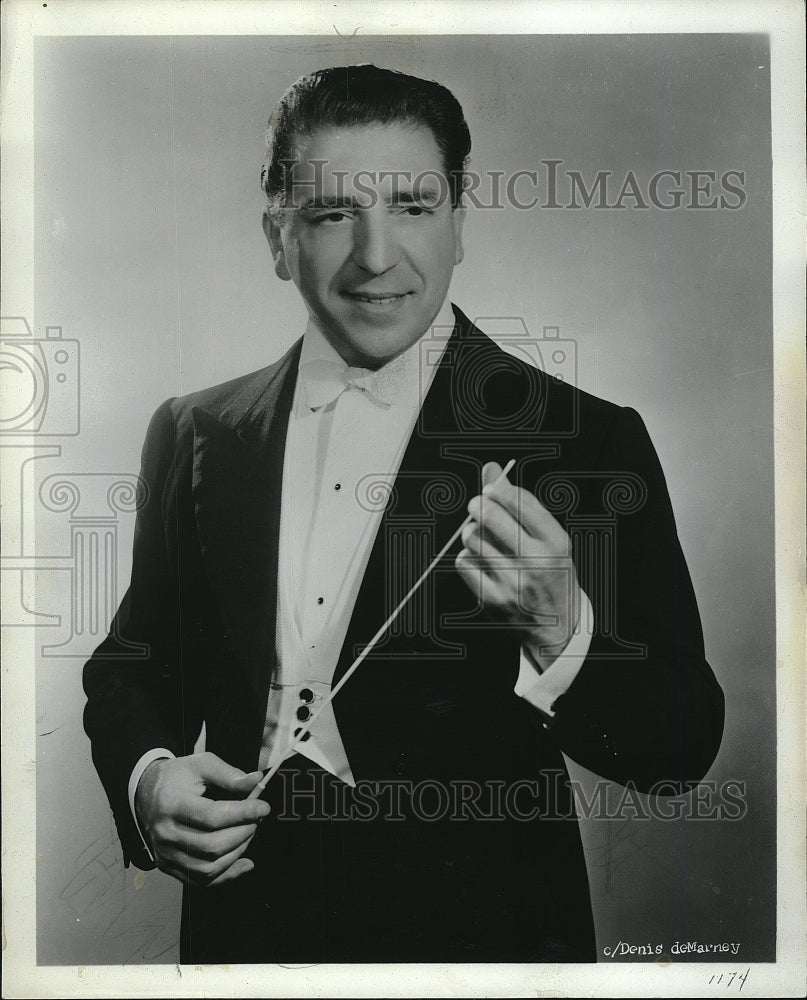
xmin=84 ymin=306 xmax=724 ymax=962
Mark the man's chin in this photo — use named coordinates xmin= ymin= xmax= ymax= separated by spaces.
xmin=347 ymin=343 xmax=409 ymax=370
xmin=329 ymin=323 xmax=427 ymax=370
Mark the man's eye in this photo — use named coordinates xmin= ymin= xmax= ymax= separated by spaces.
xmin=309 ymin=210 xmax=352 ymax=224
xmin=318 ymin=211 xmax=350 ymax=223
xmin=403 ymin=206 xmax=428 ymax=217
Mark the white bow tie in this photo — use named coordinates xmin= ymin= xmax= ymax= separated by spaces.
xmin=299 ymin=356 xmax=414 ymax=411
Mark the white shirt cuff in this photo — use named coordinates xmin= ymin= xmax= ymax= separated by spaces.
xmin=128 ymin=748 xmax=175 ymax=862
xmin=514 ymin=590 xmax=595 ymax=718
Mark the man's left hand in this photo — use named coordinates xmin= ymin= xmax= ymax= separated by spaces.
xmin=455 ymin=461 xmax=581 ymax=672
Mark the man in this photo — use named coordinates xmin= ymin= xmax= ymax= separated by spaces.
xmin=83 ymin=65 xmax=725 ymax=964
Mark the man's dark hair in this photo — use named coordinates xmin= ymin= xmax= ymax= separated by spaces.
xmin=261 ymin=64 xmax=471 ymax=213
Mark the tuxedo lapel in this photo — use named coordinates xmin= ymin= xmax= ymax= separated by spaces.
xmin=191 ymin=341 xmax=301 ymax=709
xmin=332 ymin=310 xmax=519 ymax=779
xmin=334 ymin=319 xmax=472 ymax=680
xmin=332 ymin=307 xmax=564 ymax=775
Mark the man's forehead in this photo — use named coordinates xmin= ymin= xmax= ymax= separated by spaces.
xmin=286 ymin=122 xmax=447 ymax=185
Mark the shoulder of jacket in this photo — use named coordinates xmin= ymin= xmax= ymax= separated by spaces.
xmin=159 ymin=337 xmax=302 ymax=431
xmin=454 ymin=304 xmax=628 ymax=427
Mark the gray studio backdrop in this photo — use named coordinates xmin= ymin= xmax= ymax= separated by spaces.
xmin=30 ymin=33 xmax=773 ymax=964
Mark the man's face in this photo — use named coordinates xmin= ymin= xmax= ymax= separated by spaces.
xmin=264 ymin=122 xmax=465 ymax=369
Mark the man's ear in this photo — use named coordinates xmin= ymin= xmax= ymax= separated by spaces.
xmin=452 ymin=203 xmax=466 ymax=265
xmin=262 ymin=208 xmax=292 ymax=281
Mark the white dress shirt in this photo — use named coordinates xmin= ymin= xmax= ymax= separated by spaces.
xmin=261 ymin=299 xmax=456 ymax=784
xmin=128 ymin=298 xmax=594 ymax=851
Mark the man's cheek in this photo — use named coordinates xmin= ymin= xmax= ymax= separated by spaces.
xmin=298 ymin=247 xmax=343 ymax=291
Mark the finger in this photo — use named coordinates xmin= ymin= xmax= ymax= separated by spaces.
xmin=461 ymin=522 xmax=512 ymax=576
xmin=461 ymin=520 xmax=503 ymax=555
xmin=454 ymin=548 xmax=508 ymax=606
xmin=230 ymin=769 xmax=266 ymax=794
xmin=483 ymin=483 xmax=564 ymax=547
xmin=456 ymin=542 xmax=543 ymax=614
xmin=208 ymin=857 xmax=255 ymax=887
xmin=467 ymin=494 xmax=526 ymax=556
xmin=195 ymin=751 xmax=260 ymax=794
xmin=198 ymin=830 xmax=258 ymax=886
xmin=161 ymin=853 xmax=255 ymax=888
xmin=167 ymin=821 xmax=260 ymax=862
xmin=481 ymin=461 xmax=504 ymax=490
xmin=454 ymin=547 xmax=484 ymax=599
xmin=180 ymin=795 xmax=271 ymax=832
xmin=157 ymin=821 xmax=258 ymax=885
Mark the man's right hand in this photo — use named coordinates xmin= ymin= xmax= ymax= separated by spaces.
xmin=134 ymin=751 xmax=271 ymax=887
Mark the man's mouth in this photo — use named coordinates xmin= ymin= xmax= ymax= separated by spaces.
xmin=344 ymin=291 xmax=412 ymax=305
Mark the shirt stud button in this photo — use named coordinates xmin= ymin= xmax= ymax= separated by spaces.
xmin=294 ymin=727 xmax=311 ymax=742
xmin=299 ymin=688 xmax=314 ymax=703
xmin=334 ymin=483 xmax=341 ymax=491
xmin=317 ymin=597 xmax=324 ymax=605
xmin=296 ymin=705 xmax=311 ymax=721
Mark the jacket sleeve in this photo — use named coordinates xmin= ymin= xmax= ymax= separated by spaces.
xmin=548 ymin=405 xmax=725 ymax=794
xmin=83 ymin=398 xmax=193 ymax=869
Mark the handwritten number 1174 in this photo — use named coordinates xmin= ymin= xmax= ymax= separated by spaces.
xmin=709 ymin=969 xmax=750 ymax=990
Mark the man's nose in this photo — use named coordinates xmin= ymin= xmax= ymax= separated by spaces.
xmin=350 ymin=211 xmax=400 ymax=274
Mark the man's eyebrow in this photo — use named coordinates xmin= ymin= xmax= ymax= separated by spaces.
xmin=391 ymin=187 xmax=443 ymax=206
xmin=292 ymin=187 xmax=445 ymax=212
xmin=295 ymin=195 xmax=361 ymax=212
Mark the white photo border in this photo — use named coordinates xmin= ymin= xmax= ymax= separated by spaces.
xmin=1 ymin=1 xmax=804 ymax=997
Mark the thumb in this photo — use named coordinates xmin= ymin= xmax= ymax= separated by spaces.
xmin=195 ymin=752 xmax=252 ymax=793
xmin=213 ymin=858 xmax=255 ymax=886
xmin=481 ymin=461 xmax=503 ymax=490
